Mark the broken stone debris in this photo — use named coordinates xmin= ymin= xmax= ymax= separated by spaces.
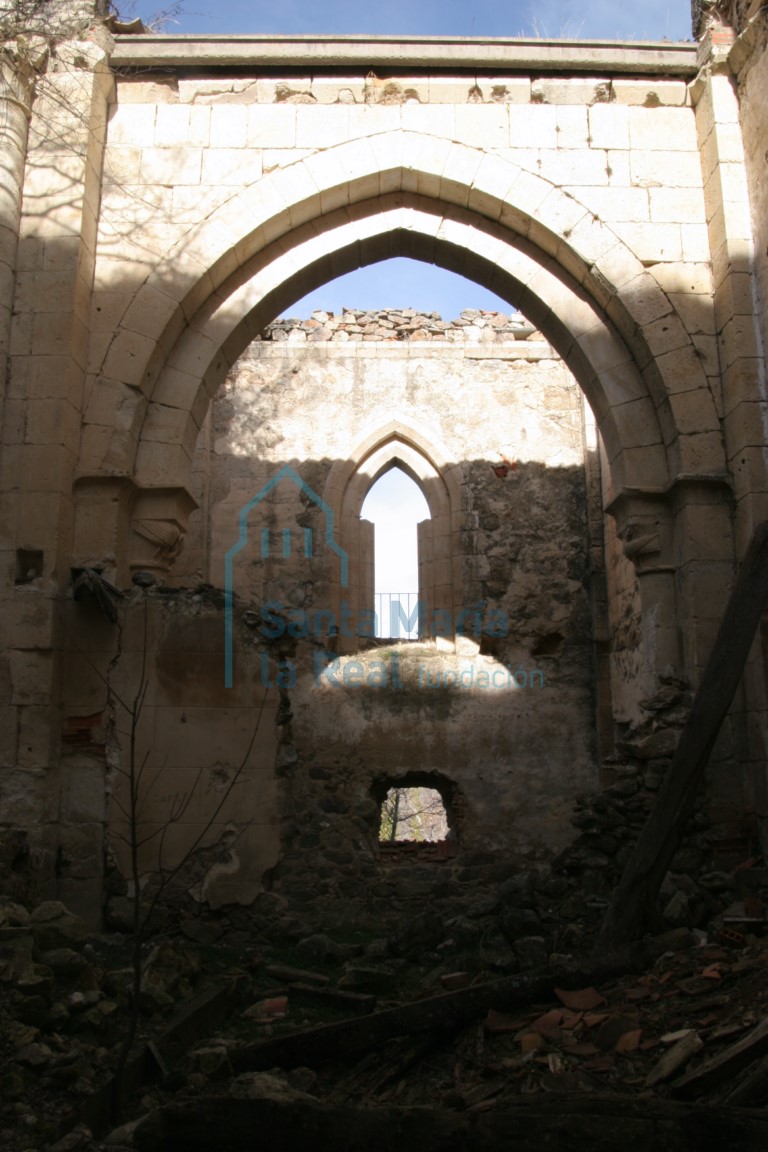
xmin=2 ymin=879 xmax=768 ymax=1150
xmin=259 ymin=308 xmax=541 ymax=344
xmin=126 ymin=920 xmax=768 ymax=1150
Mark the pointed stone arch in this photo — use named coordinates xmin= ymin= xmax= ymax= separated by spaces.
xmin=117 ymin=190 xmax=680 ymax=498
xmin=324 ymin=422 xmax=463 ymax=652
xmin=84 ymin=131 xmax=723 ymax=510
xmin=72 ymin=135 xmax=731 ymax=705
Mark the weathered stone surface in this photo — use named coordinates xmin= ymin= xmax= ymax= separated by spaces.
xmin=30 ymin=902 xmax=88 ymax=952
xmin=621 ymin=729 xmax=679 ymax=760
xmin=190 ymin=1045 xmax=232 ymax=1079
xmin=0 ymin=900 xmax=31 ymax=928
xmin=513 ymin=936 xmax=549 ymax=970
xmin=228 ymin=1070 xmax=318 ymax=1102
xmin=104 ymin=896 xmax=135 ymax=933
xmin=40 ymin=948 xmax=90 ymax=976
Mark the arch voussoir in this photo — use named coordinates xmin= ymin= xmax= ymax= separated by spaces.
xmin=83 ymin=132 xmax=725 ymax=502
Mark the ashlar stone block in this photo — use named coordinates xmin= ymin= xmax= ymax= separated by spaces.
xmin=154 ymin=104 xmax=191 ymax=147
xmin=209 ymin=104 xmax=248 ymax=148
xmin=532 ymin=78 xmax=612 ymax=105
xmin=630 ymin=150 xmax=703 ymax=188
xmin=680 ymin=223 xmax=710 ymax=263
xmin=116 ymin=79 xmax=179 ymax=105
xmin=556 ymin=106 xmax=589 ymax=149
xmin=669 ymin=386 xmax=722 ymax=435
xmin=17 ymin=705 xmax=58 ymax=768
xmin=540 ymin=149 xmax=610 ymax=186
xmin=588 ymin=104 xmax=630 ymax=151
xmin=455 ymin=104 xmax=509 ymax=148
xmin=102 ymin=328 xmax=157 ymax=390
xmin=201 ymin=148 xmax=263 ymax=187
xmin=295 ymin=105 xmax=350 ymax=149
xmin=655 ymin=342 xmax=710 ymax=395
xmin=614 ymin=396 xmax=664 ymax=447
xmin=139 ymin=146 xmax=202 ymax=186
xmin=107 ymin=103 xmax=156 ymax=146
xmin=24 ymin=397 xmax=81 ymax=448
xmin=613 ymin=222 xmax=683 ymax=264
xmin=473 ymin=77 xmax=531 ymax=105
xmin=309 ymin=77 xmax=366 ymax=104
xmin=246 ymin=104 xmax=297 ymax=148
xmin=649 ymin=187 xmax=706 ymax=224
xmin=668 ymin=291 xmax=717 ymax=336
xmin=10 ymin=650 xmax=55 ymax=705
xmin=401 ymin=103 xmax=455 ymax=138
xmin=643 ymin=313 xmax=691 ymax=357
xmin=581 ymin=186 xmax=649 ymax=224
xmin=509 ymin=104 xmax=557 ymax=149
xmin=723 ymin=399 xmax=768 ymax=457
xmin=628 ymin=107 xmax=698 ymax=152
xmin=613 ymin=79 xmax=688 ymax=107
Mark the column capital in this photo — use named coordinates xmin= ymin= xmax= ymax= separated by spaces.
xmin=129 ymin=488 xmax=198 ymax=580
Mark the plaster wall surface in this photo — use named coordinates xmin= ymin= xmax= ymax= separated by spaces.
xmin=61 ymin=592 xmax=282 ymax=919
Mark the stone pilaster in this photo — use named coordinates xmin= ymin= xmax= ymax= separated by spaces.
xmin=0 ymin=20 xmax=115 ymax=900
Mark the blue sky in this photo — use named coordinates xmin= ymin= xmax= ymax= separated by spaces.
xmin=128 ymin=1 xmax=692 ymax=41
xmin=362 ymin=469 xmax=430 ymax=622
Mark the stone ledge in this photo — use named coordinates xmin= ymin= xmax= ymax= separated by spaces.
xmin=111 ymin=35 xmax=698 ymax=76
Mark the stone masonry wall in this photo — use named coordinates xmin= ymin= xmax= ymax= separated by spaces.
xmin=732 ymin=13 xmax=768 ymax=392
xmin=7 ymin=21 xmax=768 ymax=919
xmin=157 ymin=312 xmax=604 ymax=926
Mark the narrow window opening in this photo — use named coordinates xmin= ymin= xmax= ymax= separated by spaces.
xmin=361 ymin=466 xmax=430 ymax=639
xmin=379 ymin=786 xmax=449 ymax=843
xmin=372 ymin=772 xmax=462 ymax=862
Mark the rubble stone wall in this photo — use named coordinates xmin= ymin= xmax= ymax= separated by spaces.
xmin=154 ymin=312 xmax=601 ymax=922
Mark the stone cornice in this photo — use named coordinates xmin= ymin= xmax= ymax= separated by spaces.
xmin=110 ymin=35 xmax=698 ymax=76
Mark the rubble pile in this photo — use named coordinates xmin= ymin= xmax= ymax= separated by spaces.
xmin=544 ymin=667 xmax=752 ymax=945
xmin=0 ymin=900 xmax=204 ymax=1152
xmin=124 ymin=924 xmax=768 ymax=1149
xmin=384 ymin=933 xmax=768 ymax=1109
xmin=1 ymin=867 xmax=767 ymax=1150
xmin=257 ymin=308 xmax=540 ymax=344
xmin=242 ymin=930 xmax=767 ymax=1096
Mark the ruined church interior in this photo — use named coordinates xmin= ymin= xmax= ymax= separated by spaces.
xmin=1 ymin=0 xmax=768 ymax=1147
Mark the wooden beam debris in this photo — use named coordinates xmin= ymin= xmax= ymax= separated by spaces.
xmin=232 ymin=931 xmax=692 ymax=1073
xmin=672 ymin=1016 xmax=768 ymax=1100
xmin=596 ymin=522 xmax=768 ymax=951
